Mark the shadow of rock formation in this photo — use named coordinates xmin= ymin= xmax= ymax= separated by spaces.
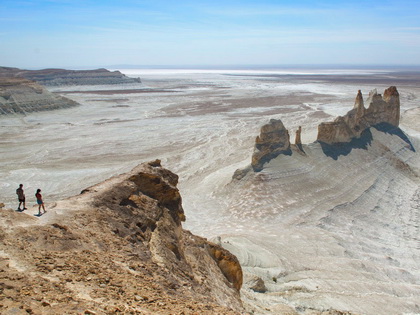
xmin=319 ymin=128 xmax=374 ymax=160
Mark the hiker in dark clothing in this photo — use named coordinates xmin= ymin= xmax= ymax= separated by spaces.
xmin=16 ymin=184 xmax=27 ymax=211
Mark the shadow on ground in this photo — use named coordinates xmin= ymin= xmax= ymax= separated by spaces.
xmin=319 ymin=123 xmax=415 ymax=160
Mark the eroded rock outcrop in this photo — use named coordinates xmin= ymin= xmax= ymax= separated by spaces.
xmin=317 ymin=86 xmax=400 ymax=144
xmin=0 ymin=160 xmax=243 ymax=314
xmin=0 ymin=77 xmax=79 ymax=114
xmin=295 ymin=126 xmax=302 ymax=146
xmin=251 ymin=119 xmax=291 ymax=171
xmin=0 ymin=66 xmax=141 ymax=86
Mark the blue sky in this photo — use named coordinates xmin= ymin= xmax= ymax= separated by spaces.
xmin=1 ymin=0 xmax=419 ymax=68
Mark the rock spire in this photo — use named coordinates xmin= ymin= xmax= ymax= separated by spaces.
xmin=317 ymin=86 xmax=400 ymax=144
xmin=251 ymin=119 xmax=291 ymax=171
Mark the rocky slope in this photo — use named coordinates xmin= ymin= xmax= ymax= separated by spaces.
xmin=0 ymin=77 xmax=79 ymax=114
xmin=0 ymin=67 xmax=141 ymax=86
xmin=0 ymin=160 xmax=243 ymax=314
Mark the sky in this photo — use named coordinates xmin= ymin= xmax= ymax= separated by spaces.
xmin=1 ymin=0 xmax=420 ymax=69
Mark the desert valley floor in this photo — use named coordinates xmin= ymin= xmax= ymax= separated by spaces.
xmin=1 ymin=68 xmax=419 ymax=314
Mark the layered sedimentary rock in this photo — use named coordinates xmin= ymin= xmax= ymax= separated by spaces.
xmin=317 ymin=86 xmax=400 ymax=144
xmin=0 ymin=160 xmax=243 ymax=314
xmin=0 ymin=66 xmax=141 ymax=86
xmin=251 ymin=119 xmax=291 ymax=171
xmin=0 ymin=77 xmax=79 ymax=114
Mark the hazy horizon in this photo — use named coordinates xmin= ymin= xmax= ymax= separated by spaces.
xmin=5 ymin=64 xmax=420 ymax=72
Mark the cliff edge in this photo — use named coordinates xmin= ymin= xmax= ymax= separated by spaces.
xmin=0 ymin=77 xmax=79 ymax=114
xmin=0 ymin=67 xmax=141 ymax=86
xmin=0 ymin=160 xmax=243 ymax=314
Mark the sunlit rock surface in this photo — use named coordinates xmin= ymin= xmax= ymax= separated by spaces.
xmin=0 ymin=77 xmax=78 ymax=114
xmin=252 ymin=119 xmax=291 ymax=171
xmin=223 ymin=126 xmax=419 ymax=315
xmin=317 ymin=86 xmax=400 ymax=144
xmin=1 ymin=69 xmax=419 ymax=314
xmin=0 ymin=66 xmax=141 ymax=86
xmin=0 ymin=161 xmax=243 ymax=314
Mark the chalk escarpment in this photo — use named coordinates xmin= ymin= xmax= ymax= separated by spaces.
xmin=0 ymin=66 xmax=141 ymax=86
xmin=0 ymin=77 xmax=79 ymax=114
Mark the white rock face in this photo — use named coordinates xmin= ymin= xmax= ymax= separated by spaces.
xmin=0 ymin=69 xmax=419 ymax=314
xmin=0 ymin=78 xmax=78 ymax=114
xmin=221 ymin=128 xmax=419 ymax=315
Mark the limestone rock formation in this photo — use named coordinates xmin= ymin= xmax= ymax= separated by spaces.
xmin=0 ymin=66 xmax=141 ymax=86
xmin=295 ymin=126 xmax=302 ymax=146
xmin=251 ymin=119 xmax=291 ymax=171
xmin=317 ymin=86 xmax=400 ymax=144
xmin=0 ymin=77 xmax=79 ymax=114
xmin=0 ymin=160 xmax=243 ymax=314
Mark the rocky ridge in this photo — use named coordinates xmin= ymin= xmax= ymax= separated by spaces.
xmin=0 ymin=77 xmax=79 ymax=114
xmin=0 ymin=160 xmax=243 ymax=314
xmin=246 ymin=86 xmax=401 ymax=172
xmin=0 ymin=67 xmax=141 ymax=86
xmin=317 ymin=86 xmax=400 ymax=144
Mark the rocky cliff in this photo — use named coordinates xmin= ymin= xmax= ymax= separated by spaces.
xmin=0 ymin=67 xmax=141 ymax=86
xmin=240 ymin=86 xmax=403 ymax=174
xmin=317 ymin=86 xmax=400 ymax=144
xmin=0 ymin=160 xmax=243 ymax=314
xmin=251 ymin=119 xmax=292 ymax=171
xmin=0 ymin=77 xmax=79 ymax=114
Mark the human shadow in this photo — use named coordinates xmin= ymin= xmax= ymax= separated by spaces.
xmin=34 ymin=213 xmax=44 ymax=217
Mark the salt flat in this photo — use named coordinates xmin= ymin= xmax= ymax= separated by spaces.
xmin=1 ymin=68 xmax=419 ymax=314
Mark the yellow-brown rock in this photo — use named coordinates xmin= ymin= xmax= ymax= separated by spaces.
xmin=251 ymin=119 xmax=291 ymax=171
xmin=0 ymin=161 xmax=244 ymax=314
xmin=207 ymin=242 xmax=243 ymax=291
xmin=317 ymin=86 xmax=400 ymax=144
xmin=295 ymin=126 xmax=302 ymax=145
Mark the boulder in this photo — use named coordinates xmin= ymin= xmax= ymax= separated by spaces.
xmin=248 ymin=276 xmax=267 ymax=293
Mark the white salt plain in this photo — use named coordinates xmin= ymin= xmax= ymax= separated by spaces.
xmin=1 ymin=68 xmax=419 ymax=314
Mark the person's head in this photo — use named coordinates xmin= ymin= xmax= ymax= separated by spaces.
xmin=36 ymin=189 xmax=41 ymax=193
xmin=19 ymin=184 xmax=23 ymax=188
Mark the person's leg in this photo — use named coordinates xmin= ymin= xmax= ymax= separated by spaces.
xmin=18 ymin=201 xmax=22 ymax=210
xmin=42 ymin=203 xmax=46 ymax=213
xmin=23 ymin=199 xmax=27 ymax=210
xmin=38 ymin=204 xmax=42 ymax=215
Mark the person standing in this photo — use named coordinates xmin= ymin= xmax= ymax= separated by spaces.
xmin=35 ymin=189 xmax=46 ymax=215
xmin=16 ymin=184 xmax=27 ymax=211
